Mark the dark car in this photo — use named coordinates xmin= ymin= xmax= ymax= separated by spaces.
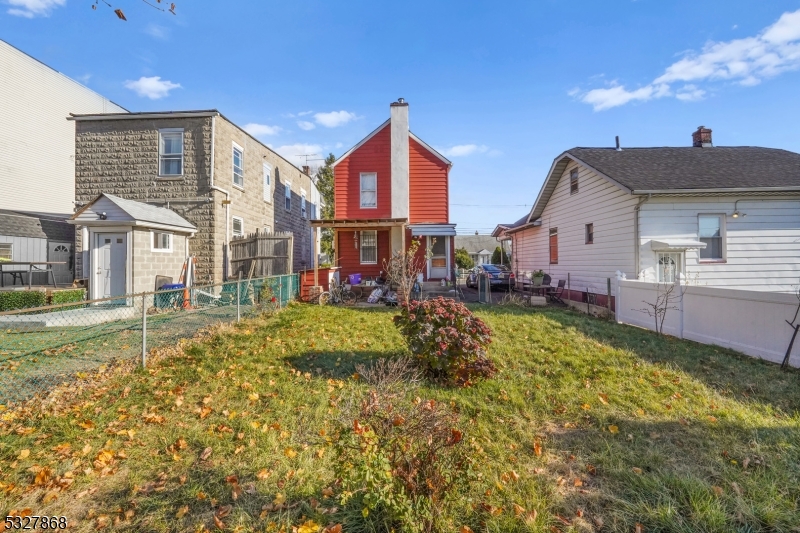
xmin=465 ymin=264 xmax=515 ymax=290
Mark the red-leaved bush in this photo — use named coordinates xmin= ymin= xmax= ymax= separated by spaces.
xmin=393 ymin=297 xmax=496 ymax=386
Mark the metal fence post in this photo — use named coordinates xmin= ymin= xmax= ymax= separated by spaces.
xmin=236 ymin=278 xmax=241 ymax=323
xmin=141 ymin=293 xmax=147 ymax=368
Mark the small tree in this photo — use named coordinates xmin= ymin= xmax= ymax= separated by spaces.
xmin=314 ymin=153 xmax=336 ymax=259
xmin=491 ymin=246 xmax=509 ymax=265
xmin=454 ymin=247 xmax=474 ymax=269
xmin=383 ymin=238 xmax=429 ymax=307
xmin=637 ymin=283 xmax=681 ymax=335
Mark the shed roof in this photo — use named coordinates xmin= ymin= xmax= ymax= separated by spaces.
xmin=0 ymin=210 xmax=73 ymax=241
xmin=71 ymin=194 xmax=196 ymax=232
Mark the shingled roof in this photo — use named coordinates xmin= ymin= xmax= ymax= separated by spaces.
xmin=566 ymin=146 xmax=800 ymax=192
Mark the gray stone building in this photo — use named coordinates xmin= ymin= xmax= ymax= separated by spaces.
xmin=69 ymin=110 xmax=318 ymax=289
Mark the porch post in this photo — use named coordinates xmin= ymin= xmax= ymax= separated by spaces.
xmin=313 ymin=226 xmax=319 ymax=287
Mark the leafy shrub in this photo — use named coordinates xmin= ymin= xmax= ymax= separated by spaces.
xmin=393 ymin=297 xmax=496 ymax=386
xmin=50 ymin=289 xmax=86 ymax=311
xmin=454 ymin=247 xmax=474 ymax=269
xmin=0 ymin=290 xmax=46 ymax=311
xmin=334 ymin=387 xmax=474 ymax=533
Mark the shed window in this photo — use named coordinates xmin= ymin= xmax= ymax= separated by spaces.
xmin=0 ymin=243 xmax=11 ymax=261
xmin=585 ymin=223 xmax=594 ymax=244
xmin=285 ymin=182 xmax=292 ymax=211
xmin=159 ymin=129 xmax=183 ymax=176
xmin=570 ymin=169 xmax=579 ymax=194
xmin=360 ymin=173 xmax=377 ymax=208
xmin=360 ymin=230 xmax=377 ymax=264
xmin=699 ymin=215 xmax=724 ymax=260
xmin=263 ymin=163 xmax=272 ymax=203
xmin=232 ymin=143 xmax=244 ymax=188
xmin=232 ymin=216 xmax=244 ymax=237
xmin=152 ymin=231 xmax=172 ymax=252
xmin=549 ymin=228 xmax=558 ymax=264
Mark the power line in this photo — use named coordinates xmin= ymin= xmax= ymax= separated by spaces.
xmin=451 ymin=203 xmax=531 ymax=207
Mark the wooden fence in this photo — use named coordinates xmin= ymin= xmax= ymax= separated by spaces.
xmin=230 ymin=230 xmax=293 ymax=278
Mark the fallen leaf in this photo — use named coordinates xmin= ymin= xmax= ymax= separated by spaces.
xmin=632 ymin=467 xmax=643 ymax=475
xmin=573 ymin=477 xmax=583 ymax=486
xmin=459 ymin=527 xmax=474 ymax=533
xmin=608 ymin=425 xmax=619 ymax=434
xmin=635 ymin=523 xmax=644 ymax=533
xmin=199 ymin=447 xmax=212 ymax=461
xmin=284 ymin=447 xmax=297 ymax=459
xmin=533 ymin=441 xmax=542 ymax=456
xmin=216 ymin=505 xmax=232 ymax=518
xmin=176 ymin=505 xmax=188 ymax=518
xmin=713 ymin=486 xmax=723 ymax=496
xmin=598 ymin=393 xmax=609 ymax=404
xmin=257 ymin=469 xmax=270 ymax=480
xmin=273 ymin=493 xmax=286 ymax=505
xmin=513 ymin=503 xmax=526 ymax=516
xmin=297 ymin=520 xmax=320 ymax=533
xmin=17 ymin=449 xmax=30 ymax=460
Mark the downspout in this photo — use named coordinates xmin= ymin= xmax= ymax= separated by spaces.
xmin=633 ymin=194 xmax=651 ymax=279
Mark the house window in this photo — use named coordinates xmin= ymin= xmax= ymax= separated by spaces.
xmin=657 ymin=252 xmax=681 ymax=283
xmin=232 ymin=216 xmax=244 ymax=237
xmin=699 ymin=215 xmax=724 ymax=260
xmin=585 ymin=223 xmax=594 ymax=244
xmin=360 ymin=230 xmax=377 ymax=264
xmin=301 ymin=190 xmax=307 ymax=219
xmin=151 ymin=231 xmax=173 ymax=252
xmin=232 ymin=143 xmax=244 ymax=188
xmin=264 ymin=225 xmax=272 ymax=234
xmin=570 ymin=169 xmax=579 ymax=195
xmin=285 ymin=181 xmax=291 ymax=211
xmin=360 ymin=173 xmax=377 ymax=208
xmin=159 ymin=129 xmax=183 ymax=176
xmin=0 ymin=243 xmax=11 ymax=261
xmin=549 ymin=228 xmax=558 ymax=264
xmin=263 ymin=163 xmax=271 ymax=203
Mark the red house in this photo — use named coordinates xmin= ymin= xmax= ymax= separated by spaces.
xmin=312 ymin=99 xmax=455 ymax=283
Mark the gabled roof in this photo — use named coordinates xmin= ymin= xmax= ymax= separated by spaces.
xmin=525 ymin=146 xmax=800 ymax=224
xmin=71 ymin=194 xmax=196 ymax=232
xmin=454 ymin=235 xmax=500 ymax=254
xmin=332 ymin=121 xmax=452 ymax=168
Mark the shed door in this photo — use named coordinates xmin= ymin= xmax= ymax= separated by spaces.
xmin=48 ymin=242 xmax=73 ymax=285
xmin=96 ymin=234 xmax=126 ymax=300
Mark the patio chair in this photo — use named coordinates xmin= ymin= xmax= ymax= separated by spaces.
xmin=549 ymin=279 xmax=566 ymax=304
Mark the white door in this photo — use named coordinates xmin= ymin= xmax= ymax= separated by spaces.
xmin=429 ymin=236 xmax=449 ymax=279
xmin=48 ymin=242 xmax=73 ymax=285
xmin=96 ymin=234 xmax=126 ymax=299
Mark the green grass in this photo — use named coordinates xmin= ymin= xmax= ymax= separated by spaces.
xmin=0 ymin=304 xmax=798 ymax=532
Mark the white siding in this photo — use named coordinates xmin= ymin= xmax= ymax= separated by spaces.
xmin=639 ymin=197 xmax=800 ymax=292
xmin=72 ymin=197 xmax=132 ymax=224
xmin=0 ymin=236 xmax=47 ymax=266
xmin=511 ymin=160 xmax=638 ymax=295
xmin=0 ymin=40 xmax=126 ymax=214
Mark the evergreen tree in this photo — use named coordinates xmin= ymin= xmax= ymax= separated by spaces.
xmin=314 ymin=154 xmax=336 ymax=259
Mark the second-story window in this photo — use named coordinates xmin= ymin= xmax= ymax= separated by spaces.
xmin=301 ymin=190 xmax=307 ymax=219
xmin=159 ymin=129 xmax=183 ymax=176
xmin=570 ymin=168 xmax=579 ymax=194
xmin=285 ymin=181 xmax=292 ymax=211
xmin=360 ymin=173 xmax=377 ymax=208
xmin=232 ymin=142 xmax=244 ymax=188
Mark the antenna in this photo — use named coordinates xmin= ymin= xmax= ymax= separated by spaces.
xmin=295 ymin=154 xmax=323 ymax=165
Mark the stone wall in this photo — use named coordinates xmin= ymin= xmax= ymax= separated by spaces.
xmin=271 ymin=157 xmax=317 ymax=272
xmin=131 ymin=228 xmax=187 ymax=294
xmin=74 ymin=117 xmax=216 ymax=282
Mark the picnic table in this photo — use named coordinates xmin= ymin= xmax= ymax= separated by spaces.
xmin=0 ymin=261 xmax=66 ymax=289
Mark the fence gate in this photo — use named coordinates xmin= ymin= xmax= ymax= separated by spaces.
xmin=230 ymin=230 xmax=294 ymax=278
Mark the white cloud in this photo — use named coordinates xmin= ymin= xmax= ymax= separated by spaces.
xmin=575 ymin=8 xmax=800 ymax=110
xmin=76 ymin=73 xmax=92 ymax=85
xmin=6 ymin=0 xmax=64 ymax=17
xmin=145 ymin=23 xmax=169 ymax=40
xmin=438 ymin=144 xmax=490 ymax=157
xmin=297 ymin=121 xmax=316 ymax=131
xmin=314 ymin=110 xmax=357 ymax=128
xmin=123 ymin=76 xmax=181 ymax=99
xmin=297 ymin=110 xmax=313 ymax=116
xmin=243 ymin=123 xmax=282 ymax=136
xmin=675 ymin=84 xmax=707 ymax=102
xmin=272 ymin=143 xmax=324 ymax=168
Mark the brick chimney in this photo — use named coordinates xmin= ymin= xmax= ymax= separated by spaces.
xmin=302 ymin=165 xmax=310 ymax=175
xmin=692 ymin=126 xmax=713 ymax=147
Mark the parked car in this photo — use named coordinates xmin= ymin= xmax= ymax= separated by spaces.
xmin=465 ymin=264 xmax=515 ymax=290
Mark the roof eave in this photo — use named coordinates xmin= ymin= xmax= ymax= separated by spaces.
xmin=332 ymin=120 xmax=391 ymax=168
xmin=632 ymin=186 xmax=800 ymax=195
xmin=69 ymin=110 xmax=220 ymax=121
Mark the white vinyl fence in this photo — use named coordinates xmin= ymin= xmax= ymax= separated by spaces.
xmin=616 ymin=277 xmax=800 ymax=368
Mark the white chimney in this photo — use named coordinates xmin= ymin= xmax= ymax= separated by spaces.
xmin=390 ymin=98 xmax=409 ymax=220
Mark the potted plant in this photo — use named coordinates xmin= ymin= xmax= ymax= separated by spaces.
xmin=532 ymin=269 xmax=546 ymax=284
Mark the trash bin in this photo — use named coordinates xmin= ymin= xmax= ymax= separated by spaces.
xmin=156 ymin=283 xmax=185 ymax=309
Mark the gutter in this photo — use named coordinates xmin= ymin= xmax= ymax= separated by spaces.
xmin=633 ymin=194 xmax=651 ymax=279
xmin=632 ymin=186 xmax=800 ymax=194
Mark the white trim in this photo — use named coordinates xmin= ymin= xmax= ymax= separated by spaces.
xmin=359 ymin=172 xmax=378 ymax=209
xmin=263 ymin=162 xmax=272 ymax=203
xmin=150 ymin=230 xmax=173 ymax=252
xmin=409 ymin=132 xmax=452 ymax=167
xmin=697 ymin=213 xmax=727 ymax=262
xmin=232 ymin=141 xmax=244 ymax=190
xmin=332 ymin=120 xmax=390 ymax=167
xmin=650 ymin=239 xmax=706 ymax=251
xmin=88 ymin=227 xmax=133 ymax=301
xmin=158 ymin=128 xmax=184 ymax=178
xmin=232 ymin=216 xmax=244 ymax=237
xmin=359 ymin=230 xmax=378 ymax=264
xmin=70 ymin=111 xmax=219 ymax=121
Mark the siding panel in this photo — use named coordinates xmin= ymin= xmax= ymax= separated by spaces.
xmin=334 ymin=126 xmax=392 ymax=219
xmin=409 ymin=138 xmax=449 ymax=223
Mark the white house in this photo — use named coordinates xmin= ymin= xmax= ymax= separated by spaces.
xmin=454 ymin=235 xmax=501 ymax=265
xmin=494 ymin=127 xmax=800 ymax=309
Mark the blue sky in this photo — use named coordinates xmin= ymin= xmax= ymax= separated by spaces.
xmin=4 ymin=0 xmax=800 ymax=233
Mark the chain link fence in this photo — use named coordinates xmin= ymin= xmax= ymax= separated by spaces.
xmin=0 ymin=274 xmax=299 ymax=406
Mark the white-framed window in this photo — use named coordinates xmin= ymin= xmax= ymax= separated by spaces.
xmin=301 ymin=189 xmax=307 ymax=219
xmin=263 ymin=163 xmax=272 ymax=203
xmin=264 ymin=225 xmax=272 ymax=234
xmin=360 ymin=172 xmax=377 ymax=208
xmin=232 ymin=216 xmax=244 ymax=237
xmin=360 ymin=230 xmax=377 ymax=264
xmin=158 ymin=129 xmax=184 ymax=176
xmin=285 ymin=181 xmax=292 ymax=211
xmin=232 ymin=142 xmax=244 ymax=189
xmin=151 ymin=231 xmax=173 ymax=252
xmin=0 ymin=243 xmax=12 ymax=261
xmin=657 ymin=252 xmax=682 ymax=283
xmin=570 ymin=168 xmax=579 ymax=195
xmin=698 ymin=214 xmax=725 ymax=261
xmin=585 ymin=223 xmax=593 ymax=244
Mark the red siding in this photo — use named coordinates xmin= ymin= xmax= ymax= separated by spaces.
xmin=409 ymin=137 xmax=449 ymax=224
xmin=336 ymin=230 xmax=391 ymax=280
xmin=334 ymin=125 xmax=392 ymax=219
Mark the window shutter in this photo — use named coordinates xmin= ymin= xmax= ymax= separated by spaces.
xmin=549 ymin=233 xmax=558 ymax=264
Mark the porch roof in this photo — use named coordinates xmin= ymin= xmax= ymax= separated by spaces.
xmin=310 ymin=218 xmax=407 ymax=229
xmin=650 ymin=239 xmax=707 ymax=251
xmin=409 ymin=223 xmax=457 ymax=237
